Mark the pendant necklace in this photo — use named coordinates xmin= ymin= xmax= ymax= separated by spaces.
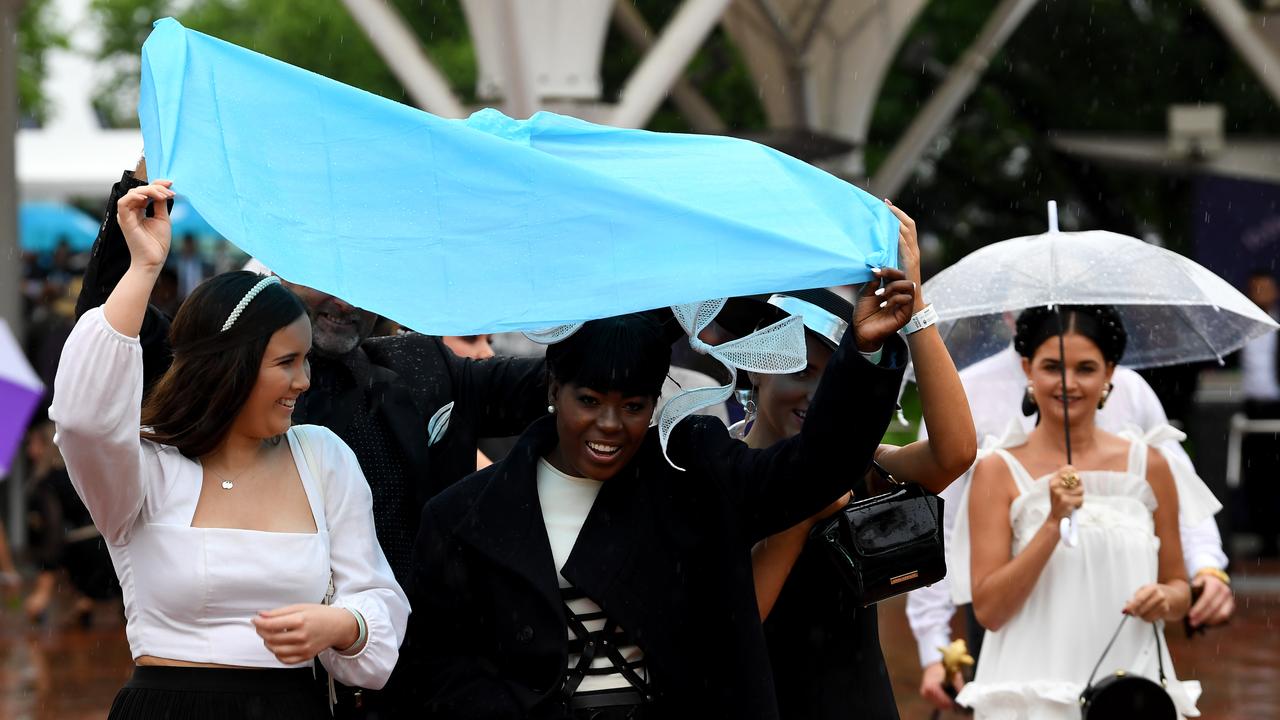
xmin=205 ymin=463 xmax=251 ymax=491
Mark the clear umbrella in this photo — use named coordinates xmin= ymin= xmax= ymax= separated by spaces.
xmin=924 ymin=202 xmax=1279 ymax=545
xmin=925 ymin=203 xmax=1277 ymax=371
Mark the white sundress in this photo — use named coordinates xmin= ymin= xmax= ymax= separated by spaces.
xmin=953 ymin=430 xmax=1202 ymax=719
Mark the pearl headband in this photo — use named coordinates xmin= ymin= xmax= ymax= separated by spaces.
xmin=221 ymin=275 xmax=281 ymax=332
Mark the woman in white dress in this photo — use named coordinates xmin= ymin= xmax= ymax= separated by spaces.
xmin=953 ymin=305 xmax=1201 ymax=719
xmin=51 ymin=179 xmax=408 ymax=718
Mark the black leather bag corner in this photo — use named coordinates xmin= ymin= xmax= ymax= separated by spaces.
xmin=1079 ymin=617 xmax=1178 ymax=719
xmin=810 ymin=473 xmax=946 ymax=607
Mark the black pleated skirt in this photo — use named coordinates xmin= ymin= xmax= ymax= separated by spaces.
xmin=109 ymin=666 xmax=328 ymax=719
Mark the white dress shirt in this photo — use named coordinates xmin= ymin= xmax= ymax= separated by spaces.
xmin=907 ymin=346 xmax=1227 ymax=667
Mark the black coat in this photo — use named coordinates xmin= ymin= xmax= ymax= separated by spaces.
xmin=407 ymin=331 xmax=907 ymax=719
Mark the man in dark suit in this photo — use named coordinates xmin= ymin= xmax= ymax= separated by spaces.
xmin=76 ymin=161 xmax=548 ymax=718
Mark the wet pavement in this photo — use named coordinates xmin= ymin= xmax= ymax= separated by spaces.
xmin=1 ymin=565 xmax=1278 ymax=718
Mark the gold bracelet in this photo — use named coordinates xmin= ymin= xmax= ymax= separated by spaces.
xmin=1194 ymin=567 xmax=1230 ymax=586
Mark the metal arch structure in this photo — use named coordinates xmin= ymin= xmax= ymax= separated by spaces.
xmin=718 ymin=0 xmax=929 ymax=178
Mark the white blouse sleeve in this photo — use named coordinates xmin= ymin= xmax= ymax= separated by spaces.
xmin=307 ymin=427 xmax=410 ymax=690
xmin=48 ymin=307 xmax=150 ymax=545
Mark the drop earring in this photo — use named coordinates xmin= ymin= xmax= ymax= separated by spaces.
xmin=729 ymin=387 xmax=758 ymax=439
xmin=1021 ymin=383 xmax=1038 ymax=417
xmin=1097 ymin=383 xmax=1112 ymax=410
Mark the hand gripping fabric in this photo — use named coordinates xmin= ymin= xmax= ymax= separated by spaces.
xmin=659 ymin=300 xmax=807 ymax=469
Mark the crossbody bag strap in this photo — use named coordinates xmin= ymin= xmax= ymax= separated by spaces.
xmin=1085 ymin=615 xmax=1130 ymax=689
xmin=293 ymin=428 xmax=339 ymax=715
xmin=1084 ymin=615 xmax=1169 ymax=690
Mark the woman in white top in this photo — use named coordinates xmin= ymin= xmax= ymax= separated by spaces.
xmin=50 ymin=179 xmax=409 ymax=719
xmin=953 ymin=305 xmax=1200 ymax=718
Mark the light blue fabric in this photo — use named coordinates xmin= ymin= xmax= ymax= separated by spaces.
xmin=138 ymin=18 xmax=897 ymax=335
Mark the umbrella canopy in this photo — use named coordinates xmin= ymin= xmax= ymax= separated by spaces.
xmin=923 ymin=229 xmax=1279 ymax=370
xmin=0 ymin=319 xmax=44 ymax=475
xmin=18 ymin=201 xmax=99 ymax=253
xmin=137 ymin=18 xmax=898 ymax=336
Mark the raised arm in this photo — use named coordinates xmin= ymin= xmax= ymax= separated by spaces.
xmin=50 ymin=181 xmax=176 ymax=544
xmin=447 ymin=350 xmax=548 ymax=438
xmin=76 ymin=160 xmax=174 ymax=391
xmin=875 ymin=202 xmax=976 ymax=493
xmin=969 ymin=456 xmax=1082 ymax=631
xmin=688 ymin=269 xmax=914 ymax=542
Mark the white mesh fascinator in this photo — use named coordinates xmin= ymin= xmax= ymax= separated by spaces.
xmin=524 ymin=298 xmax=809 ymax=469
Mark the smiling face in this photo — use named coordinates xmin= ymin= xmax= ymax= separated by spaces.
xmin=546 ymin=381 xmax=655 ymax=481
xmin=751 ymin=333 xmax=833 ymax=443
xmin=281 ymin=281 xmax=377 ymax=357
xmin=229 ymin=315 xmax=313 ymax=439
xmin=1022 ymin=332 xmax=1115 ymax=426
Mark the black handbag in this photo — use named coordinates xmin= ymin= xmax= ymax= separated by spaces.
xmin=1079 ymin=615 xmax=1178 ymax=719
xmin=809 ymin=462 xmax=946 ymax=607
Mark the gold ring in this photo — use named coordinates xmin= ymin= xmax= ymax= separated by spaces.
xmin=1060 ymin=472 xmax=1080 ymax=490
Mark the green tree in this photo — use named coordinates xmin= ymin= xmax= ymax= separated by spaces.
xmin=90 ymin=0 xmax=475 ymax=126
xmin=17 ymin=0 xmax=68 ymax=124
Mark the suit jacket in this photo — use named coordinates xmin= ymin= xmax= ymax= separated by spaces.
xmin=407 ymin=331 xmax=907 ymax=719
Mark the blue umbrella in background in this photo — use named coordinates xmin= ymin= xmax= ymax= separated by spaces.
xmin=18 ymin=201 xmax=99 ymax=253
xmin=169 ymin=197 xmax=222 ymax=240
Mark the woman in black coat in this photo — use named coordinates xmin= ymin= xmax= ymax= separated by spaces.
xmin=407 ymin=269 xmax=915 ymax=719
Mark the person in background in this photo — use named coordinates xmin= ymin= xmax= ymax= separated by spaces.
xmin=171 ymin=233 xmax=211 ymax=300
xmin=53 ymin=179 xmax=408 ymax=718
xmin=1240 ymin=269 xmax=1280 ymax=556
xmin=23 ymin=420 xmax=120 ymax=627
xmin=744 ymin=202 xmax=974 ymax=720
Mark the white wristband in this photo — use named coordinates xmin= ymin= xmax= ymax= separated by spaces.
xmin=901 ymin=304 xmax=938 ymax=336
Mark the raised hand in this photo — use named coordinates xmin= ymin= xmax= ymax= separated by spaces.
xmin=1047 ymin=465 xmax=1084 ymax=522
xmin=883 ymin=200 xmax=924 ymax=310
xmin=851 ymin=266 xmax=915 ymax=352
xmin=116 ymin=180 xmax=175 ymax=270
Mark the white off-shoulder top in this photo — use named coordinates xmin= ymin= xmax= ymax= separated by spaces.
xmin=50 ymin=307 xmax=409 ymax=690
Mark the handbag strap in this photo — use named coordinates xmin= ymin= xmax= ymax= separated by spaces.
xmin=1084 ymin=615 xmax=1168 ymax=691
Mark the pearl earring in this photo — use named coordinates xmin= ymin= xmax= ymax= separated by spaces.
xmin=547 ymin=404 xmax=555 ymax=414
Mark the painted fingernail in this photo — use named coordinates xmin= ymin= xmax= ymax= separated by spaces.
xmin=871 ymin=267 xmax=882 ymax=273
xmin=874 ymin=287 xmax=885 ymax=296
xmin=879 ymin=301 xmax=887 ymax=309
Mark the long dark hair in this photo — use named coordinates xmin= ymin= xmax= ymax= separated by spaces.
xmin=545 ymin=313 xmax=672 ymax=399
xmin=141 ymin=272 xmax=307 ymax=458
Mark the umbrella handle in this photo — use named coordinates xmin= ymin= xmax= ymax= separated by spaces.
xmin=1058 ymin=514 xmax=1079 ymax=547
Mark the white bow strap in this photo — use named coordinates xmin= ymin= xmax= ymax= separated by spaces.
xmin=658 ymin=299 xmax=808 ymax=469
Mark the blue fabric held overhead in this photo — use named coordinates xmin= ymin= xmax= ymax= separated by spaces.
xmin=138 ymin=18 xmax=898 ymax=335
